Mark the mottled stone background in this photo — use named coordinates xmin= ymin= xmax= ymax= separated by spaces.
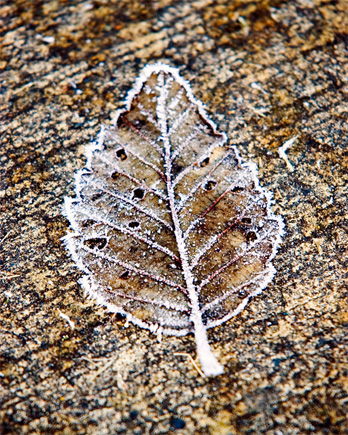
xmin=1 ymin=1 xmax=347 ymax=434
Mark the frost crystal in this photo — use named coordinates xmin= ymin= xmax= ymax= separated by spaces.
xmin=63 ymin=63 xmax=284 ymax=376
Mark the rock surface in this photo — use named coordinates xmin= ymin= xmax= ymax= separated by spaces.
xmin=1 ymin=1 xmax=347 ymax=434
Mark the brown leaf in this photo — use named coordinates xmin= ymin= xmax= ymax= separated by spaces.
xmin=63 ymin=64 xmax=284 ymax=376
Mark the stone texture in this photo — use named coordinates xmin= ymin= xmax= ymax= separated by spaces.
xmin=1 ymin=1 xmax=347 ymax=434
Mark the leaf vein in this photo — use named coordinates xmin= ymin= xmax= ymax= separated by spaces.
xmin=107 ymin=288 xmax=189 ymax=312
xmin=124 ymin=146 xmax=166 ymax=180
xmin=77 ymin=207 xmax=180 ymax=262
xmin=201 ymin=274 xmax=263 ymax=313
xmin=170 ymin=125 xmax=203 ymax=163
xmin=80 ymin=243 xmax=187 ymax=293
xmin=189 ymin=201 xmax=258 ymax=269
xmin=176 ymin=150 xmax=234 ymax=212
xmin=197 ymin=231 xmax=272 ymax=292
xmin=89 ymin=181 xmax=174 ymax=231
xmin=99 ymin=154 xmax=167 ymax=201
xmin=168 ymin=104 xmax=194 ymax=138
xmin=172 ymin=138 xmax=225 ymax=188
xmin=122 ymin=115 xmax=164 ymax=156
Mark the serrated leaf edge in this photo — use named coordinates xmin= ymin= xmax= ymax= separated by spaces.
xmin=62 ymin=63 xmax=285 ymax=377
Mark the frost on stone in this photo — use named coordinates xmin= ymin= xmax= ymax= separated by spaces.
xmin=62 ymin=63 xmax=284 ymax=376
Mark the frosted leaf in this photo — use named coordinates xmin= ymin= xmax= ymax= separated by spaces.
xmin=63 ymin=64 xmax=284 ymax=376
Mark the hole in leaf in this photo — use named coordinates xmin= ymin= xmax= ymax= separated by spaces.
xmin=128 ymin=221 xmax=140 ymax=229
xmin=204 ymin=180 xmax=217 ymax=191
xmin=132 ymin=188 xmax=145 ymax=200
xmin=129 ymin=244 xmax=138 ymax=254
xmin=232 ymin=186 xmax=244 ymax=193
xmin=174 ymin=259 xmax=182 ymax=268
xmin=83 ymin=238 xmax=107 ymax=250
xmin=246 ymin=232 xmax=257 ymax=242
xmin=111 ymin=172 xmax=120 ymax=180
xmin=116 ymin=148 xmax=127 ymax=160
xmin=81 ymin=219 xmax=96 ymax=228
xmin=241 ymin=217 xmax=252 ymax=224
xmin=119 ymin=271 xmax=130 ymax=279
xmin=200 ymin=157 xmax=210 ymax=167
xmin=172 ymin=163 xmax=183 ymax=176
xmin=91 ymin=191 xmax=103 ymax=201
xmin=81 ymin=169 xmax=93 ymax=178
xmin=134 ymin=119 xmax=146 ymax=128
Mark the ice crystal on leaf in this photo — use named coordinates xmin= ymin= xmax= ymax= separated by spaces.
xmin=63 ymin=64 xmax=284 ymax=376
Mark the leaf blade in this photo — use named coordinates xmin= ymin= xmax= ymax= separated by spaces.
xmin=63 ymin=63 xmax=284 ymax=376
